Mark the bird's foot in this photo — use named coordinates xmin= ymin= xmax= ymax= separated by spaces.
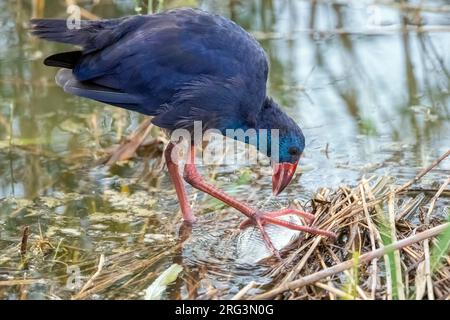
xmin=239 ymin=208 xmax=337 ymax=260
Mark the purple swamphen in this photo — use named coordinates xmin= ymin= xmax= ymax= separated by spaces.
xmin=31 ymin=8 xmax=335 ymax=257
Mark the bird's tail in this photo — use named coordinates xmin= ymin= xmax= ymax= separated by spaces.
xmin=43 ymin=51 xmax=82 ymax=69
xmin=30 ymin=17 xmax=144 ymax=110
xmin=30 ymin=19 xmax=92 ymax=46
xmin=29 ymin=18 xmax=128 ymax=53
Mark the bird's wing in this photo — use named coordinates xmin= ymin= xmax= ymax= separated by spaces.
xmin=151 ymin=75 xmax=252 ymax=131
xmin=33 ymin=9 xmax=269 ymax=121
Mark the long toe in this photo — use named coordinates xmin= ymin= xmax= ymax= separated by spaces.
xmin=261 ymin=215 xmax=337 ymax=238
xmin=266 ymin=208 xmax=315 ymax=222
xmin=239 ymin=207 xmax=315 ymax=230
xmin=255 ymin=218 xmax=281 ymax=260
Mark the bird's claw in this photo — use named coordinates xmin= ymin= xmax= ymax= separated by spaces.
xmin=239 ymin=208 xmax=337 ymax=260
xmin=239 ymin=208 xmax=315 ymax=229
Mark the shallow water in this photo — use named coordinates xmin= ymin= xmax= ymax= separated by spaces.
xmin=0 ymin=0 xmax=449 ymax=299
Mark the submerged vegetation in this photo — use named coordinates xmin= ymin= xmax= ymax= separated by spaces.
xmin=0 ymin=0 xmax=449 ymax=300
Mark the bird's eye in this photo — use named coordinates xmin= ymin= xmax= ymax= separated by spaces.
xmin=288 ymin=147 xmax=300 ymax=156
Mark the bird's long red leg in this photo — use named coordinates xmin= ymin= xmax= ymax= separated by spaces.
xmin=182 ymin=144 xmax=336 ymax=258
xmin=165 ymin=142 xmax=196 ymax=223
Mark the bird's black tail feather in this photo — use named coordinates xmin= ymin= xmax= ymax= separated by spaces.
xmin=44 ymin=51 xmax=82 ymax=69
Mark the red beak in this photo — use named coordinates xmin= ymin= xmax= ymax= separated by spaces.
xmin=272 ymin=161 xmax=298 ymax=196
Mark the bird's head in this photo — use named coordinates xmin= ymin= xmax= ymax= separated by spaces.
xmin=272 ymin=125 xmax=304 ymax=196
xmin=256 ymin=97 xmax=305 ymax=196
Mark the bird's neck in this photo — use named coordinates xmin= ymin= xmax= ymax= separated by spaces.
xmin=219 ymin=98 xmax=288 ymax=158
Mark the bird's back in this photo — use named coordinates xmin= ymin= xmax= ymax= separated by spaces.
xmin=31 ymin=8 xmax=269 ymax=131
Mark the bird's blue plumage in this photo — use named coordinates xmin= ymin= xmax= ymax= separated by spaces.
xmin=31 ymin=8 xmax=304 ymax=163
